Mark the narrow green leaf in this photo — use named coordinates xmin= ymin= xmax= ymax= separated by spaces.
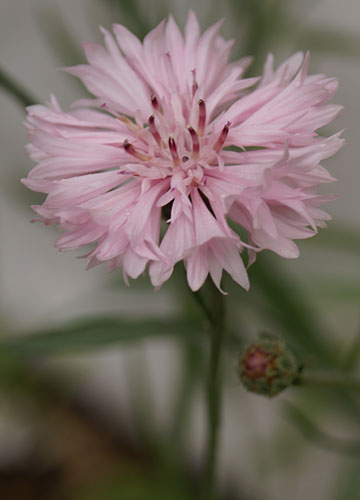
xmin=307 ymin=282 xmax=360 ymax=302
xmin=333 ymin=461 xmax=360 ymax=500
xmin=74 ymin=465 xmax=190 ymax=500
xmin=305 ymin=224 xmax=360 ymax=255
xmin=341 ymin=325 xmax=360 ymax=372
xmin=2 ymin=317 xmax=203 ymax=356
xmin=283 ymin=401 xmax=360 ymax=456
xmin=125 ymin=352 xmax=162 ymax=455
xmin=35 ymin=5 xmax=85 ymax=66
xmin=228 ymin=0 xmax=291 ymax=70
xmin=102 ymin=0 xmax=154 ymax=39
xmin=170 ymin=339 xmax=205 ymax=445
xmin=249 ymin=255 xmax=338 ymax=366
xmin=297 ymin=28 xmax=360 ymax=59
xmin=0 ymin=66 xmax=36 ymax=108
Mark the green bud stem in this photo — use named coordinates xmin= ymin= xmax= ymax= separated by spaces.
xmin=298 ymin=372 xmax=360 ymax=392
xmin=193 ymin=279 xmax=225 ymax=500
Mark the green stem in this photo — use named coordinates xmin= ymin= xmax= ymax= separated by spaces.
xmin=0 ymin=67 xmax=36 ymax=108
xmin=299 ymin=372 xmax=360 ymax=392
xmin=194 ymin=279 xmax=225 ymax=500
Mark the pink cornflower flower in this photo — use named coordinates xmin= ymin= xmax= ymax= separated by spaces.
xmin=23 ymin=12 xmax=343 ymax=292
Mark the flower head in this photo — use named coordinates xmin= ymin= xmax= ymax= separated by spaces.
xmin=23 ymin=12 xmax=343 ymax=292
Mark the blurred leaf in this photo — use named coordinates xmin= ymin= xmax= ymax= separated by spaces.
xmin=295 ymin=376 xmax=360 ymax=433
xmin=307 ymin=282 xmax=360 ymax=302
xmin=35 ymin=5 xmax=85 ymax=66
xmin=299 ymin=371 xmax=360 ymax=392
xmin=125 ymin=351 xmax=160 ymax=454
xmin=0 ymin=345 xmax=28 ymax=387
xmin=341 ymin=323 xmax=360 ymax=372
xmin=0 ymin=66 xmax=36 ymax=108
xmin=297 ymin=27 xmax=360 ymax=58
xmin=283 ymin=401 xmax=360 ymax=456
xmin=74 ymin=464 xmax=191 ymax=500
xmin=102 ymin=0 xmax=155 ymax=39
xmin=0 ymin=344 xmax=70 ymax=402
xmin=229 ymin=0 xmax=291 ymax=70
xmin=249 ymin=255 xmax=338 ymax=366
xmin=335 ymin=392 xmax=360 ymax=430
xmin=107 ymin=272 xmax=153 ymax=291
xmin=228 ymin=0 xmax=360 ymax=80
xmin=307 ymin=224 xmax=360 ymax=255
xmin=333 ymin=461 xmax=360 ymax=500
xmin=1 ymin=317 xmax=203 ymax=356
xmin=170 ymin=339 xmax=205 ymax=445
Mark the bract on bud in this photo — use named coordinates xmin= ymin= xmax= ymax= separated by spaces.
xmin=238 ymin=339 xmax=299 ymax=397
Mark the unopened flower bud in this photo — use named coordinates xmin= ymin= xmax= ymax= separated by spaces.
xmin=238 ymin=339 xmax=298 ymax=397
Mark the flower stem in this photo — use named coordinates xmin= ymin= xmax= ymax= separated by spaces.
xmin=194 ymin=279 xmax=225 ymax=500
xmin=299 ymin=372 xmax=360 ymax=392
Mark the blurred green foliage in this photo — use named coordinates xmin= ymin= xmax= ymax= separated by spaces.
xmin=74 ymin=466 xmax=190 ymax=500
xmin=283 ymin=401 xmax=360 ymax=457
xmin=333 ymin=460 xmax=360 ymax=500
xmin=103 ymin=0 xmax=156 ymax=38
xmin=0 ymin=66 xmax=36 ymax=107
xmin=35 ymin=4 xmax=85 ymax=67
xmin=2 ymin=317 xmax=203 ymax=356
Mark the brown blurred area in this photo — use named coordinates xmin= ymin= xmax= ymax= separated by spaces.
xmin=0 ymin=372 xmax=149 ymax=500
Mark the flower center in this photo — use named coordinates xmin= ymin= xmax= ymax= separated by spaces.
xmin=120 ymin=96 xmax=230 ymax=184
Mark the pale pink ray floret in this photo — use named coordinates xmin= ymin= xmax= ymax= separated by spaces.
xmin=23 ymin=11 xmax=343 ymax=292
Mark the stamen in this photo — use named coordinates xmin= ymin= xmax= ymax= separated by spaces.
xmin=213 ymin=122 xmax=231 ymax=153
xmin=119 ymin=115 xmax=140 ymax=131
xmin=192 ymin=69 xmax=198 ymax=98
xmin=197 ymin=99 xmax=206 ymax=136
xmin=148 ymin=115 xmax=162 ymax=147
xmin=123 ymin=139 xmax=152 ymax=162
xmin=182 ymin=155 xmax=189 ymax=163
xmin=168 ymin=136 xmax=180 ymax=166
xmin=187 ymin=126 xmax=200 ymax=159
xmin=151 ymin=94 xmax=161 ymax=112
